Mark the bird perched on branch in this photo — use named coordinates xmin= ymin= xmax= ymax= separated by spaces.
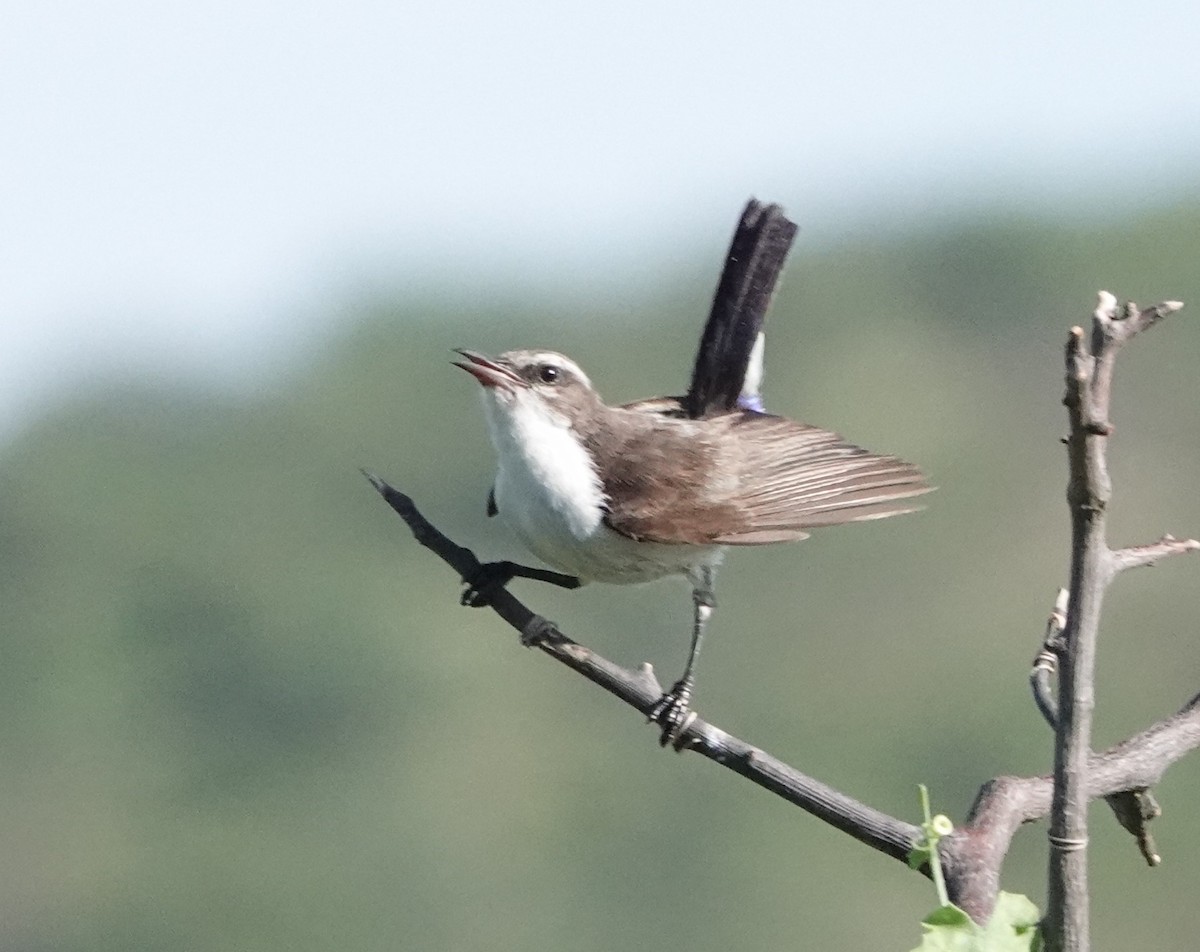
xmin=455 ymin=199 xmax=931 ymax=746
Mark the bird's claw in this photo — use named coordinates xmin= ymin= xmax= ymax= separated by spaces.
xmin=460 ymin=561 xmax=516 ymax=607
xmin=648 ymin=680 xmax=697 ymax=750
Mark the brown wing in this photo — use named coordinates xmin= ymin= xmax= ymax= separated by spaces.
xmin=709 ymin=415 xmax=931 ymax=544
xmin=596 ymin=410 xmax=931 ymax=546
xmin=588 ymin=407 xmax=744 ymax=545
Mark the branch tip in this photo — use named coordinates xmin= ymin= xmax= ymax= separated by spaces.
xmin=1111 ymin=535 xmax=1200 ymax=572
xmin=360 ymin=468 xmax=385 ymax=493
xmin=1065 ymin=326 xmax=1090 ymax=384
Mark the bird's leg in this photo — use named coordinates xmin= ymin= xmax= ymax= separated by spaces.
xmin=461 ymin=561 xmax=581 ymax=607
xmin=650 ymin=565 xmax=717 ymax=748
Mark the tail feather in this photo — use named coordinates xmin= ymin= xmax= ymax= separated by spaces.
xmin=684 ymin=200 xmax=797 ymax=418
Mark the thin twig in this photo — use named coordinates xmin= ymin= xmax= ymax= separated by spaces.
xmin=363 ymin=472 xmax=923 ymax=860
xmin=1031 ymin=589 xmax=1070 ymax=728
xmin=1110 ymin=535 xmax=1200 ymax=573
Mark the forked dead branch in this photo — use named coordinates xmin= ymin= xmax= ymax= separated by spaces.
xmin=367 ymin=293 xmax=1197 ymax=946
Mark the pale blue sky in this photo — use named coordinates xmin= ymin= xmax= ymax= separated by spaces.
xmin=3 ymin=0 xmax=1198 ymax=438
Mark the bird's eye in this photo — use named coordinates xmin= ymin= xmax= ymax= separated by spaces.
xmin=537 ymin=364 xmax=560 ymax=384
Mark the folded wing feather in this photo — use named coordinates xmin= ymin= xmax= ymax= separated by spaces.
xmin=599 ymin=411 xmax=931 ymax=546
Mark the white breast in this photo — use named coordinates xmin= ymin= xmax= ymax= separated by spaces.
xmin=484 ymin=388 xmax=604 ymax=531
xmin=481 ymin=389 xmax=720 ymax=584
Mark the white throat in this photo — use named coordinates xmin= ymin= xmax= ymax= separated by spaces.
xmin=482 ymin=389 xmax=607 ymax=544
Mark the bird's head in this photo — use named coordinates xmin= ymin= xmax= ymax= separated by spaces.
xmin=453 ymin=348 xmax=605 ymax=436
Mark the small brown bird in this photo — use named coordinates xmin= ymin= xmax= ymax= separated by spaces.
xmin=455 ymin=201 xmax=930 ymax=744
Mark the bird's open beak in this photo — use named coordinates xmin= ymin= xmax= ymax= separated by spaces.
xmin=452 ymin=349 xmax=526 ymax=391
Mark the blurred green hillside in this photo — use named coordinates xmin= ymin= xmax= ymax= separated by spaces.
xmin=4 ymin=201 xmax=1200 ymax=951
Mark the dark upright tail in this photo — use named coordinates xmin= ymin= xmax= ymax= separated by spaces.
xmin=683 ymin=199 xmax=798 ymax=419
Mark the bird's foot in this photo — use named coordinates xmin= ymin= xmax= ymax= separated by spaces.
xmin=460 ymin=561 xmax=518 ymax=607
xmin=461 ymin=562 xmax=582 ymax=607
xmin=648 ymin=679 xmax=698 ymax=750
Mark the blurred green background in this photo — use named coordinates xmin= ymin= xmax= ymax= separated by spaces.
xmin=4 ymin=201 xmax=1200 ymax=951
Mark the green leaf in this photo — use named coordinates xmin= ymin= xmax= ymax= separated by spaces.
xmin=978 ymin=893 xmax=1042 ymax=951
xmin=910 ymin=904 xmax=977 ymax=952
xmin=923 ymin=905 xmax=974 ymax=927
xmin=910 ymin=894 xmax=1041 ymax=952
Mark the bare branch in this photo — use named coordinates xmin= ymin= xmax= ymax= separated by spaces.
xmin=1044 ymin=293 xmax=1187 ymax=952
xmin=362 ymin=472 xmax=922 ymax=862
xmin=1109 ymin=296 xmax=1184 ymax=339
xmin=1111 ymin=535 xmax=1200 ymax=573
xmin=1049 ymin=302 xmax=1115 ymax=951
xmin=941 ymin=690 xmax=1200 ymax=921
xmin=366 ymin=472 xmax=1200 ymax=927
